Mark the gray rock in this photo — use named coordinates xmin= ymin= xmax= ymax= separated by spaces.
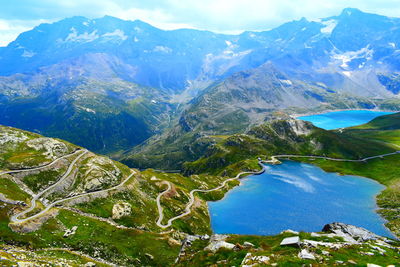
xmin=112 ymin=201 xmax=132 ymax=219
xmin=280 ymin=229 xmax=299 ymax=235
xmin=322 ymin=222 xmax=380 ymax=243
xmin=298 ymin=249 xmax=316 ymax=260
xmin=243 ymin=241 xmax=255 ymax=248
xmin=205 ymin=241 xmax=235 ymax=252
xmin=63 ymin=226 xmax=78 ymax=238
xmin=145 ymin=253 xmax=154 ymax=260
xmin=280 ymin=236 xmax=300 ymax=247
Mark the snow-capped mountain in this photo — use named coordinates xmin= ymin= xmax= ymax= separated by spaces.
xmin=1 ymin=8 xmax=400 ymax=155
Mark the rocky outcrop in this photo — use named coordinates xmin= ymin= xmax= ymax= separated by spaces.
xmin=204 ymin=235 xmax=235 ymax=252
xmin=322 ymin=222 xmax=381 ymax=243
xmin=78 ymin=156 xmax=122 ymax=192
xmin=112 ymin=202 xmax=132 ymax=219
xmin=241 ymin=253 xmax=270 ymax=266
xmin=26 ymin=138 xmax=69 ymax=160
xmin=0 ymin=128 xmax=28 ymax=146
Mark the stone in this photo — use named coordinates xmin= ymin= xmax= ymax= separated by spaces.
xmin=205 ymin=241 xmax=235 ymax=252
xmin=367 ymin=264 xmax=382 ymax=267
xmin=241 ymin=253 xmax=270 ymax=267
xmin=200 ymin=234 xmax=210 ymax=240
xmin=280 ymin=229 xmax=299 ymax=235
xmin=112 ymin=202 xmax=132 ymax=219
xmin=84 ymin=262 xmax=96 ymax=267
xmin=280 ymin=236 xmax=300 ymax=247
xmin=145 ymin=253 xmax=154 ymax=260
xmin=168 ymin=238 xmax=181 ymax=246
xmin=63 ymin=226 xmax=78 ymax=238
xmin=243 ymin=241 xmax=255 ymax=248
xmin=322 ymin=223 xmax=380 ymax=243
xmin=347 ymin=260 xmax=357 ymax=265
xmin=298 ymin=249 xmax=316 ymax=260
xmin=361 ymin=252 xmax=375 ymax=256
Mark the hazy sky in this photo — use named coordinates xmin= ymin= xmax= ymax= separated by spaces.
xmin=1 ymin=0 xmax=400 ymax=46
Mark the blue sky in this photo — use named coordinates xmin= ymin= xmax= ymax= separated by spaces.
xmin=1 ymin=0 xmax=400 ymax=46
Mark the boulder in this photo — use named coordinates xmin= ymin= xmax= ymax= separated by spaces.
xmin=322 ymin=222 xmax=380 ymax=243
xmin=63 ymin=226 xmax=78 ymax=238
xmin=112 ymin=202 xmax=132 ymax=219
xmin=280 ymin=236 xmax=300 ymax=247
xmin=298 ymin=249 xmax=316 ymax=260
xmin=243 ymin=241 xmax=255 ymax=248
xmin=241 ymin=253 xmax=270 ymax=266
xmin=205 ymin=241 xmax=235 ymax=252
xmin=280 ymin=229 xmax=299 ymax=235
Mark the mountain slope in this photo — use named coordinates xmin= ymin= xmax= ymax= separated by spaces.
xmin=2 ymin=9 xmax=400 ymax=156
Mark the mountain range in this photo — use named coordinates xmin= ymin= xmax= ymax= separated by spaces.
xmin=0 ymin=8 xmax=400 ymax=159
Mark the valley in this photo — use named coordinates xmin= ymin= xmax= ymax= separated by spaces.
xmin=1 ymin=111 xmax=400 ymax=266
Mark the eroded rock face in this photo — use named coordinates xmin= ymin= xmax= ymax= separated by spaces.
xmin=26 ymin=137 xmax=68 ymax=159
xmin=322 ymin=222 xmax=380 ymax=243
xmin=112 ymin=201 xmax=132 ymax=219
xmin=287 ymin=119 xmax=313 ymax=136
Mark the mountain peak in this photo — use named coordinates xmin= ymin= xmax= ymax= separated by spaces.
xmin=340 ymin=7 xmax=363 ymax=16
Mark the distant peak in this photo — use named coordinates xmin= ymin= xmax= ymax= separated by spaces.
xmin=340 ymin=8 xmax=362 ymax=16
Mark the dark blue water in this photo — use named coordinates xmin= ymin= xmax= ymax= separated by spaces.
xmin=209 ymin=161 xmax=392 ymax=237
xmin=298 ymin=110 xmax=394 ymax=130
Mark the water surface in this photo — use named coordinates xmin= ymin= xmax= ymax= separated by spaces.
xmin=298 ymin=110 xmax=394 ymax=130
xmin=209 ymin=161 xmax=392 ymax=237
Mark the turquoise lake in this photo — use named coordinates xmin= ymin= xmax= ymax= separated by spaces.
xmin=209 ymin=161 xmax=392 ymax=237
xmin=208 ymin=110 xmax=395 ymax=237
xmin=298 ymin=110 xmax=394 ymax=130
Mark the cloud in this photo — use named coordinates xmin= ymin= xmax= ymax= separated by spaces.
xmin=1 ymin=0 xmax=400 ymax=46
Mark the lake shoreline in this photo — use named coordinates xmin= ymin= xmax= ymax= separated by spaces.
xmin=290 ymin=108 xmax=397 ymax=119
xmin=209 ymin=160 xmax=393 ymax=237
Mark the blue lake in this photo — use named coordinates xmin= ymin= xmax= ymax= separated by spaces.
xmin=298 ymin=110 xmax=394 ymax=130
xmin=209 ymin=161 xmax=392 ymax=237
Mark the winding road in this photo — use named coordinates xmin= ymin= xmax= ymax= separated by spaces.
xmin=11 ymin=168 xmax=137 ymax=223
xmin=10 ymin=149 xmax=88 ymax=223
xmin=5 ymin=145 xmax=399 ymax=225
xmin=0 ymin=149 xmax=82 ymax=177
xmin=155 ymin=150 xmax=400 ymax=229
xmin=269 ymin=151 xmax=400 ymax=163
xmin=156 ymin=162 xmax=266 ymax=229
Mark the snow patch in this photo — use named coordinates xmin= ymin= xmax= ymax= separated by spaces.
xmin=280 ymin=79 xmax=293 ymax=86
xmin=83 ymin=21 xmax=89 ymax=27
xmin=342 ymin=71 xmax=352 ymax=77
xmin=320 ymin=19 xmax=337 ymax=34
xmin=134 ymin=36 xmax=139 ymax=42
xmin=102 ymin=29 xmax=128 ymax=41
xmin=389 ymin=42 xmax=396 ymax=48
xmin=332 ymin=46 xmax=373 ymax=69
xmin=65 ymin=27 xmax=99 ymax=43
